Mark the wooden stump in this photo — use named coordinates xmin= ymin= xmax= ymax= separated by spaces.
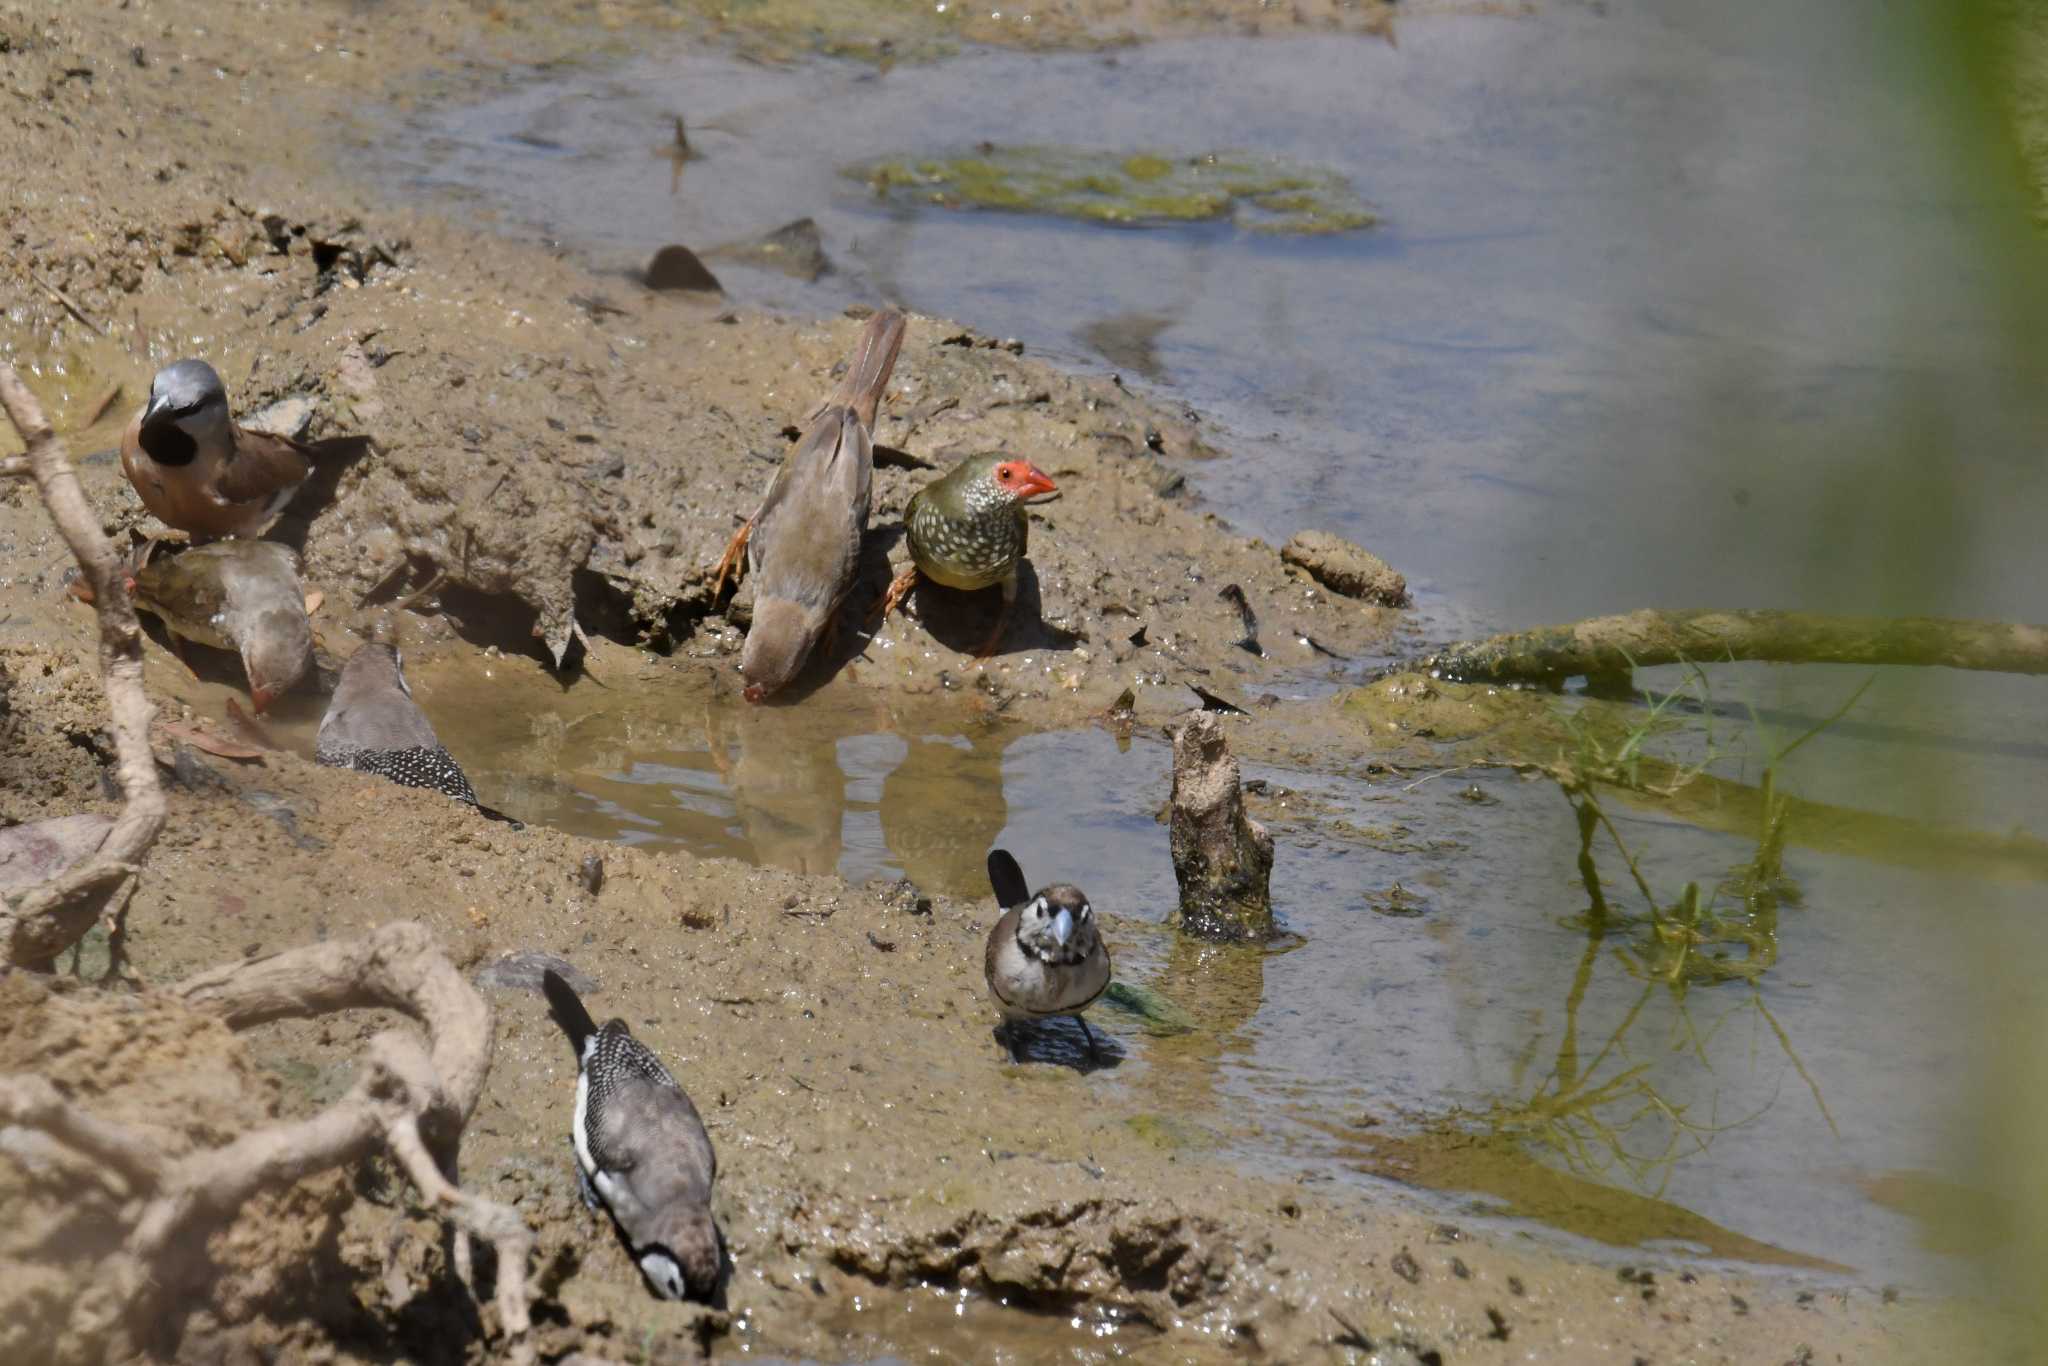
xmin=1168 ymin=711 xmax=1275 ymax=941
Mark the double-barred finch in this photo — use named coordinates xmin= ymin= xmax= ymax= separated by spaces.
xmin=712 ymin=309 xmax=907 ymax=702
xmin=131 ymin=540 xmax=312 ymax=713
xmin=122 ymin=359 xmax=323 ymax=539
xmin=315 ymin=642 xmax=480 ymax=805
xmin=875 ymin=452 xmax=1058 ymax=658
xmin=983 ymin=847 xmax=1112 ymax=1062
xmin=542 ymin=969 xmax=722 ymax=1302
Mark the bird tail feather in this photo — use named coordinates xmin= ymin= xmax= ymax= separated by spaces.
xmin=816 ymin=309 xmax=905 ymax=432
xmin=987 ymin=848 xmax=1031 ymax=909
xmin=542 ymin=968 xmax=598 ymax=1055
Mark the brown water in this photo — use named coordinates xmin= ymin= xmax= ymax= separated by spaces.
xmin=339 ymin=0 xmax=2048 ymax=1295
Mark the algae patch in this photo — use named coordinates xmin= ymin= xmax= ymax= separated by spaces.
xmin=851 ymin=146 xmax=1378 ymax=234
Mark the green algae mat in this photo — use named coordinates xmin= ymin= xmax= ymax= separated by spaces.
xmin=850 ymin=145 xmax=1378 ymax=234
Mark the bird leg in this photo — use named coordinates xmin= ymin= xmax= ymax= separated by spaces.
xmin=972 ymin=575 xmax=1019 ymax=660
xmin=711 ymin=518 xmax=752 ymax=600
xmin=166 ymin=632 xmax=200 ymax=680
xmin=1075 ymin=1015 xmax=1104 ymax=1063
xmin=870 ymin=566 xmax=919 ymax=624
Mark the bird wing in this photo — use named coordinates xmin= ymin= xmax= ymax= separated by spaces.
xmin=133 ymin=552 xmax=231 ymax=643
xmin=983 ymin=904 xmax=1024 ymax=1007
xmin=213 ymin=426 xmax=317 ymax=508
xmin=747 ymin=407 xmax=870 ymax=611
xmin=587 ymin=1030 xmax=715 ymax=1195
xmin=323 ymin=688 xmax=442 ymax=753
xmin=986 ymin=849 xmax=1030 ymax=909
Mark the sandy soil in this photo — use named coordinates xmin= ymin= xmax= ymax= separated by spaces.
xmin=0 ymin=0 xmax=2009 ymax=1361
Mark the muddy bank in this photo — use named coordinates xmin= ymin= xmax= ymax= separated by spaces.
xmin=0 ymin=0 xmax=2021 ymax=1361
xmin=0 ymin=702 xmax=1987 ymax=1361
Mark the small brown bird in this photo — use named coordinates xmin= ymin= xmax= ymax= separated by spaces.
xmin=983 ymin=848 xmax=1112 ymax=1062
xmin=875 ymin=451 xmax=1058 ymax=658
xmin=121 ymin=359 xmax=320 ymax=539
xmin=712 ymin=310 xmax=906 ymax=702
xmin=316 ymin=641 xmax=481 ymax=806
xmin=131 ymin=540 xmax=312 ymax=713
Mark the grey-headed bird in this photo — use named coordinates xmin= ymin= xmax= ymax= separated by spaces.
xmin=711 ymin=309 xmax=906 ymax=702
xmin=121 ymin=359 xmax=322 ymax=539
xmin=315 ymin=641 xmax=481 ymax=805
xmin=983 ymin=847 xmax=1112 ymax=1061
xmin=541 ymin=969 xmax=722 ymax=1301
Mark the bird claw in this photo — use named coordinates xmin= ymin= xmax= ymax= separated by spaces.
xmin=711 ymin=520 xmax=752 ymax=600
xmin=870 ymin=567 xmax=918 ymax=624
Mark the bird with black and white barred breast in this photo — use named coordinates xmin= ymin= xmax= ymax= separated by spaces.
xmin=983 ymin=848 xmax=1112 ymax=1062
xmin=541 ymin=969 xmax=722 ymax=1302
xmin=315 ymin=641 xmax=481 ymax=804
xmin=121 ymin=359 xmax=323 ymax=540
xmin=875 ymin=452 xmax=1058 ymax=658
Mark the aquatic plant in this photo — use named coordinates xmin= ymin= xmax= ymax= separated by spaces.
xmin=850 ymin=146 xmax=1378 ymax=235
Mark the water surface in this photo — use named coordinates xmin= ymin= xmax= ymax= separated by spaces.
xmin=354 ymin=0 xmax=2048 ymax=1293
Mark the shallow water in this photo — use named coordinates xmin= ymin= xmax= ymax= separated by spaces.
xmin=354 ymin=0 xmax=2048 ymax=1296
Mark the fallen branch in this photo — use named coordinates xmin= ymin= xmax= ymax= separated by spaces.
xmin=0 ymin=363 xmax=165 ymax=968
xmin=0 ymin=923 xmax=532 ymax=1363
xmin=1422 ymin=608 xmax=2048 ymax=689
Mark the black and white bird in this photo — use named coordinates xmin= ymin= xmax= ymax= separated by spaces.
xmin=982 ymin=848 xmax=1113 ymax=1061
xmin=316 ymin=641 xmax=521 ymax=825
xmin=541 ymin=969 xmax=722 ymax=1302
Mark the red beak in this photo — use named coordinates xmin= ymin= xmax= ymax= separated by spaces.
xmin=251 ymin=685 xmax=275 ymax=715
xmin=743 ymin=683 xmax=767 ymax=704
xmin=1012 ymin=461 xmax=1058 ymax=501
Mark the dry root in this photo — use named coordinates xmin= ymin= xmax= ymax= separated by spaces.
xmin=0 ymin=922 xmax=532 ymax=1363
xmin=0 ymin=363 xmax=165 ymax=968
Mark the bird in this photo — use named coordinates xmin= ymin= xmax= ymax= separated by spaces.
xmin=711 ymin=309 xmax=906 ymax=702
xmin=983 ymin=848 xmax=1112 ymax=1062
xmin=121 ymin=359 xmax=323 ymax=540
xmin=874 ymin=451 xmax=1058 ymax=658
xmin=316 ymin=640 xmax=482 ymax=805
xmin=541 ymin=968 xmax=722 ymax=1302
xmin=130 ymin=540 xmax=312 ymax=713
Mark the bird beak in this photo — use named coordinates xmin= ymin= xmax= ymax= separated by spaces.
xmin=251 ymin=685 xmax=275 ymax=714
xmin=1013 ymin=462 xmax=1059 ymax=502
xmin=743 ymin=683 xmax=767 ymax=704
xmin=139 ymin=392 xmax=173 ymax=432
xmin=1050 ymin=907 xmax=1074 ymax=947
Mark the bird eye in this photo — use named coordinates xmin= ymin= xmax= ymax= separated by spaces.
xmin=999 ymin=467 xmax=1013 ymax=480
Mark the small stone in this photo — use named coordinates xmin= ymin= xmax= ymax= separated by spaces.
xmin=1280 ymin=530 xmax=1410 ymax=606
xmin=579 ymin=853 xmax=605 ymax=896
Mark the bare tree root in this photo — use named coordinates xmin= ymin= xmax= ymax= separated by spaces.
xmin=0 ymin=363 xmax=165 ymax=968
xmin=1421 ymin=607 xmax=2048 ymax=690
xmin=0 ymin=923 xmax=532 ymax=1364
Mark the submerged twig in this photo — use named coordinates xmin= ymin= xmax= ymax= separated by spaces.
xmin=17 ymin=261 xmax=107 ymax=336
xmin=1422 ymin=608 xmax=2048 ymax=688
